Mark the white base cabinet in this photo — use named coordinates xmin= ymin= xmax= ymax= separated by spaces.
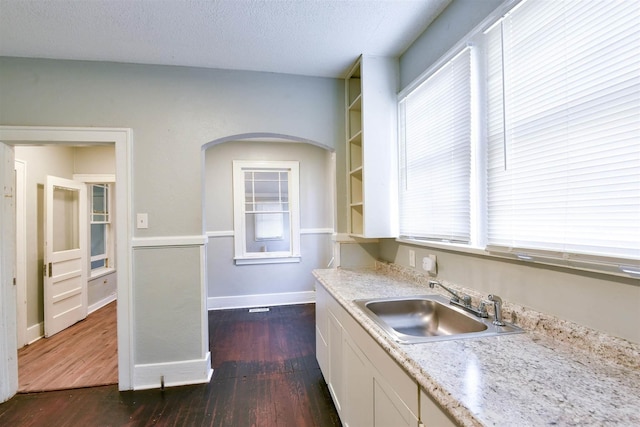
xmin=420 ymin=389 xmax=457 ymax=427
xmin=316 ymin=282 xmax=459 ymax=427
xmin=316 ymin=283 xmax=419 ymax=427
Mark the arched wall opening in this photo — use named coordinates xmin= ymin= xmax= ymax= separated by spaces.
xmin=201 ymin=133 xmax=336 ymax=309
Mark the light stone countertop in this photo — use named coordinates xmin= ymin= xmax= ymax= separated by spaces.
xmin=313 ymin=266 xmax=640 ymax=427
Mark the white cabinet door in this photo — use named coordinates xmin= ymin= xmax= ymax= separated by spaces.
xmin=420 ymin=389 xmax=456 ymax=427
xmin=373 ymin=368 xmax=419 ymax=427
xmin=315 ymin=284 xmax=329 ymax=377
xmin=327 ymin=308 xmax=344 ymax=415
xmin=343 ymin=330 xmax=374 ymax=427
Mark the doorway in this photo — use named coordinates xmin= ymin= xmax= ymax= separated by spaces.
xmin=0 ymin=126 xmax=133 ymax=403
xmin=14 ymin=145 xmax=117 ymax=391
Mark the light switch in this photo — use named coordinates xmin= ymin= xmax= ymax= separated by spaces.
xmin=409 ymin=250 xmax=416 ymax=267
xmin=137 ymin=213 xmax=148 ymax=229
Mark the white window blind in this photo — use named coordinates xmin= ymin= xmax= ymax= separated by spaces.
xmin=399 ymin=48 xmax=473 ymax=243
xmin=486 ymin=0 xmax=640 ymax=261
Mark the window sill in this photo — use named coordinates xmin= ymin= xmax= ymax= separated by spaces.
xmin=90 ymin=267 xmax=116 ymax=280
xmin=396 ymin=238 xmax=640 ymax=279
xmin=234 ymin=256 xmax=301 ymax=266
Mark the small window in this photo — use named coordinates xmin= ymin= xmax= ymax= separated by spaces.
xmin=233 ymin=161 xmax=300 ymax=265
xmin=90 ymin=184 xmax=112 ymax=272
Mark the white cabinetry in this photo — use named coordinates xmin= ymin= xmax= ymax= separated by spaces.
xmin=345 ymin=55 xmax=399 ymax=238
xmin=316 ymin=283 xmax=419 ymax=427
xmin=420 ymin=389 xmax=457 ymax=427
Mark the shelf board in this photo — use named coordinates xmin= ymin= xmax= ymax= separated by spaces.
xmin=349 ymin=166 xmax=363 ymax=176
xmin=348 ymin=130 xmax=362 ymax=145
xmin=349 ymin=94 xmax=362 ymax=111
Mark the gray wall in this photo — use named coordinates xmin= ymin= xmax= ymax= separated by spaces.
xmin=205 ymin=140 xmax=333 ymax=299
xmin=0 ymin=57 xmax=344 ymax=366
xmin=399 ymin=0 xmax=503 ymax=88
xmin=388 ymin=0 xmax=640 ymax=344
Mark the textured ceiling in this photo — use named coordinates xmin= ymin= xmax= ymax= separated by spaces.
xmin=0 ymin=0 xmax=451 ymax=78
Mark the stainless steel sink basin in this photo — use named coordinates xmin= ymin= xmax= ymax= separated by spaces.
xmin=354 ymin=294 xmax=523 ymax=344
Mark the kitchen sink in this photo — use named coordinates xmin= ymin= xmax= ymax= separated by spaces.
xmin=354 ymin=294 xmax=523 ymax=344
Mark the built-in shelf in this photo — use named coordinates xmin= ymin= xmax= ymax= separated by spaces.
xmin=345 ymin=55 xmax=399 ymax=238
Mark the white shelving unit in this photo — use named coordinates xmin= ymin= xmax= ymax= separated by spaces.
xmin=345 ymin=55 xmax=399 ymax=238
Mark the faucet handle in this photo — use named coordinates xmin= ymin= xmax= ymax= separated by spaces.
xmin=460 ymin=294 xmax=472 ymax=307
xmin=478 ymin=300 xmax=490 ymax=318
xmin=487 ymin=294 xmax=505 ymax=326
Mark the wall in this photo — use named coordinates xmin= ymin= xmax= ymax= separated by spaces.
xmin=0 ymin=57 xmax=344 ymax=378
xmin=399 ymin=0 xmax=503 ymax=88
xmin=388 ymin=0 xmax=640 ymax=344
xmin=204 ymin=140 xmax=333 ymax=306
xmin=14 ymin=145 xmax=117 ymax=338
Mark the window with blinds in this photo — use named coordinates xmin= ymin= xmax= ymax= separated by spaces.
xmin=398 ymin=0 xmax=640 ymax=275
xmin=232 ymin=160 xmax=301 ymax=265
xmin=398 ymin=47 xmax=473 ymax=243
xmin=485 ymin=0 xmax=640 ymax=264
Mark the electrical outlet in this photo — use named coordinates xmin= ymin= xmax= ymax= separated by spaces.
xmin=409 ymin=250 xmax=416 ymax=267
xmin=422 ymin=254 xmax=437 ymax=275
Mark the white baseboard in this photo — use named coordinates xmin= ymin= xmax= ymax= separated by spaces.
xmin=133 ymin=352 xmax=213 ymax=391
xmin=88 ymin=293 xmax=117 ymax=314
xmin=26 ymin=322 xmax=44 ymax=345
xmin=208 ymin=290 xmax=316 ymax=310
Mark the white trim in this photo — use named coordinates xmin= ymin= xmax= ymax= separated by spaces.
xmin=73 ymin=174 xmax=116 ymax=183
xmin=397 ymin=237 xmax=640 ymax=279
xmin=14 ymin=160 xmax=27 ymax=348
xmin=206 ymin=230 xmax=234 ymax=238
xmin=334 ymin=233 xmax=379 ymax=244
xmin=26 ymin=322 xmax=44 ymax=345
xmin=232 ymin=160 xmax=301 ymax=260
xmin=234 ymin=256 xmax=301 ymax=266
xmin=208 ymin=290 xmax=315 ymax=310
xmin=206 ymin=228 xmax=333 ymax=238
xmin=88 ymin=293 xmax=117 ymax=314
xmin=0 ymin=125 xmax=134 ymax=393
xmin=300 ymin=228 xmax=334 ymax=235
xmin=131 ymin=235 xmax=207 ymax=248
xmin=133 ymin=352 xmax=213 ymax=391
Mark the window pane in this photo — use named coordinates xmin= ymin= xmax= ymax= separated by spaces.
xmin=91 ymin=223 xmax=106 ymax=257
xmin=245 ymin=212 xmax=291 ymax=252
xmin=91 ymin=184 xmax=109 ymax=223
xmin=91 ymin=259 xmax=106 ymax=270
xmin=53 ymin=186 xmax=80 ymax=251
xmin=486 ymin=0 xmax=640 ymax=259
xmin=399 ymin=47 xmax=472 ymax=243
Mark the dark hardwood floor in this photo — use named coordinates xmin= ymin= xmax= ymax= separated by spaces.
xmin=0 ymin=304 xmax=342 ymax=427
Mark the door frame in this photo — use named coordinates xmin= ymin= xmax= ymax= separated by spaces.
xmin=14 ymin=160 xmax=26 ymax=348
xmin=0 ymin=126 xmax=133 ymax=400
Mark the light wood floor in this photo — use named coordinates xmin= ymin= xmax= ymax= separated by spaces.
xmin=17 ymin=301 xmax=118 ymax=392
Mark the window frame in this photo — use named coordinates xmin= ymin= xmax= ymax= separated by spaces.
xmin=232 ymin=160 xmax=301 ymax=265
xmin=396 ymin=0 xmax=640 ymax=278
xmin=74 ymin=174 xmax=116 ymax=278
xmin=90 ymin=183 xmax=110 ymax=272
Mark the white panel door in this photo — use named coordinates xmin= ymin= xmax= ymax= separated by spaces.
xmin=44 ymin=176 xmax=87 ymax=337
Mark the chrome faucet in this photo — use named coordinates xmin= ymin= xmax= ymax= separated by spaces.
xmin=429 ymin=280 xmax=488 ymax=318
xmin=428 ymin=280 xmax=463 ymax=302
xmin=487 ymin=294 xmax=505 ymax=326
